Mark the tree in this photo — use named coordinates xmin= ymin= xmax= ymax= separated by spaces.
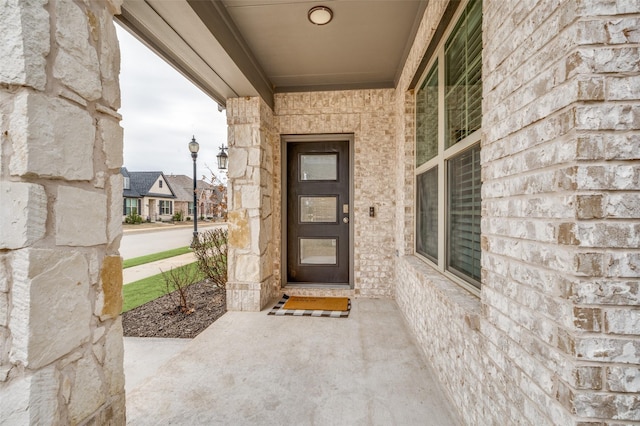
xmin=202 ymin=168 xmax=227 ymax=220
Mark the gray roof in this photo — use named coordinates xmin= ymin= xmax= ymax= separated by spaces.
xmin=165 ymin=174 xmax=217 ymax=202
xmin=165 ymin=175 xmax=193 ymax=202
xmin=121 ymin=168 xmax=176 ymax=199
xmin=121 ymin=167 xmax=139 ymax=197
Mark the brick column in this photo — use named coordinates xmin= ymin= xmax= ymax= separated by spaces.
xmin=225 ymin=97 xmax=278 ymax=311
xmin=483 ymin=1 xmax=639 ymax=423
xmin=0 ymin=0 xmax=125 ymax=423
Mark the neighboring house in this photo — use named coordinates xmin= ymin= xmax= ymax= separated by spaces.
xmin=164 ymin=174 xmax=195 ymax=219
xmin=196 ymin=180 xmax=215 ymax=218
xmin=165 ymin=175 xmax=226 ymax=219
xmin=198 ymin=180 xmax=227 ymax=219
xmin=121 ymin=168 xmax=176 ymax=222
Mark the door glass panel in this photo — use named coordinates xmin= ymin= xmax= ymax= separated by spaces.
xmin=300 ymin=238 xmax=337 ymax=264
xmin=300 ymin=154 xmax=337 ymax=180
xmin=300 ymin=196 xmax=337 ymax=222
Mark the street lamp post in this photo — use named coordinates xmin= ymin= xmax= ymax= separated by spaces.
xmin=188 ymin=136 xmax=200 ymax=247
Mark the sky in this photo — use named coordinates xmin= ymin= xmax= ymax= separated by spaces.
xmin=116 ymin=24 xmax=228 ymax=183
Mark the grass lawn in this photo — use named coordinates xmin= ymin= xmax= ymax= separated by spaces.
xmin=122 ymin=263 xmax=202 ymax=312
xmin=123 ymin=246 xmax=192 ymax=269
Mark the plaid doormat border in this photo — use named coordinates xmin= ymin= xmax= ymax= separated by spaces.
xmin=268 ymin=294 xmax=351 ymax=318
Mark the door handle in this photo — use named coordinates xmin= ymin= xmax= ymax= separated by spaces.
xmin=343 ymin=217 xmax=349 ymax=223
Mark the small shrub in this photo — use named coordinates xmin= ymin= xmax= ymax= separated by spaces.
xmin=186 ymin=216 xmax=192 ymax=221
xmin=172 ymin=211 xmax=183 ymax=222
xmin=124 ymin=208 xmax=143 ymax=224
xmin=192 ymin=228 xmax=228 ymax=289
xmin=161 ymin=264 xmax=202 ymax=314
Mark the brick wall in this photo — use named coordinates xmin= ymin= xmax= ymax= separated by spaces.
xmin=396 ymin=0 xmax=639 ymax=424
xmin=482 ymin=0 xmax=640 ymax=422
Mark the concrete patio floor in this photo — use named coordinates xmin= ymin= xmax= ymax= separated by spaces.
xmin=125 ymin=298 xmax=462 ymax=425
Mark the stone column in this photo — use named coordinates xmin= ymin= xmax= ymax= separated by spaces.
xmin=0 ymin=0 xmax=125 ymax=423
xmin=225 ymin=97 xmax=278 ymax=311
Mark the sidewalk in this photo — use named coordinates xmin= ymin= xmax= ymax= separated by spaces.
xmin=122 ymin=221 xmax=224 ymax=235
xmin=122 ymin=252 xmax=198 ymax=402
xmin=123 ymin=252 xmax=197 ymax=284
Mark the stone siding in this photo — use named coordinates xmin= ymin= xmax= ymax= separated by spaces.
xmin=226 ymin=90 xmax=398 ymax=302
xmin=275 ymin=90 xmax=397 ymax=297
xmin=0 ymin=0 xmax=125 ymax=423
xmin=396 ymin=0 xmax=640 ymax=425
xmin=226 ymin=97 xmax=279 ymax=311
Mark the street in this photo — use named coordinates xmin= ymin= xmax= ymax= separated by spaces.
xmin=120 ymin=223 xmax=225 ymax=259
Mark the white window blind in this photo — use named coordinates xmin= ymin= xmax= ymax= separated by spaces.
xmin=415 ymin=0 xmax=482 ymax=289
xmin=448 ymin=146 xmax=481 ymax=283
xmin=445 ymin=0 xmax=482 ymax=149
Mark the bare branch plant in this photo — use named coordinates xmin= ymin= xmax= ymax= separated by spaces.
xmin=192 ymin=228 xmax=228 ymax=289
xmin=161 ymin=264 xmax=202 ymax=314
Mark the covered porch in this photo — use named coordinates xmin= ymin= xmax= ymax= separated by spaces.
xmin=124 ymin=298 xmax=460 ymax=425
xmin=1 ymin=0 xmax=638 ymax=425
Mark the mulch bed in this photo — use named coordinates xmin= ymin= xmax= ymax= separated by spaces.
xmin=122 ymin=281 xmax=226 ymax=338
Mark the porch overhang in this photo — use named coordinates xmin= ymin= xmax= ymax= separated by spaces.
xmin=118 ymin=0 xmax=428 ymax=109
xmin=118 ymin=0 xmax=268 ymax=108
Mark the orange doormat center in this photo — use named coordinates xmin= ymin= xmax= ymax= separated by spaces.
xmin=282 ymin=296 xmax=349 ymax=311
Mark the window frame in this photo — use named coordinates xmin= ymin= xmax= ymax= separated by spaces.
xmin=124 ymin=198 xmax=139 ymax=216
xmin=414 ymin=0 xmax=482 ymax=295
xmin=159 ymin=200 xmax=172 ymax=215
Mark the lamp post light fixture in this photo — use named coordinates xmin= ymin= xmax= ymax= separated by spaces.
xmin=216 ymin=144 xmax=228 ymax=170
xmin=188 ymin=136 xmax=200 ymax=247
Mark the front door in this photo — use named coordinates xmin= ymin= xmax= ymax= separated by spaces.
xmin=285 ymin=137 xmax=351 ymax=285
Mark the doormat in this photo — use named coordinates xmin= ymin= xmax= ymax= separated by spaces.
xmin=268 ymin=294 xmax=350 ymax=318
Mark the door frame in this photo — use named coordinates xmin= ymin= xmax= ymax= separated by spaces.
xmin=281 ymin=133 xmax=354 ymax=289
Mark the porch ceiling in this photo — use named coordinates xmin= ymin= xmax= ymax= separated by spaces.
xmin=118 ymin=0 xmax=428 ymax=108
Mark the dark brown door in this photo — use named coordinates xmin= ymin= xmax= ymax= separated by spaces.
xmin=286 ymin=139 xmax=350 ymax=284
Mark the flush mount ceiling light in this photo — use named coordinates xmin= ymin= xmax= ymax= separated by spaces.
xmin=308 ymin=6 xmax=333 ymax=25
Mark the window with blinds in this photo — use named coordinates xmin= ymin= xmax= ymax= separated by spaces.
xmin=414 ymin=0 xmax=482 ymax=290
xmin=445 ymin=0 xmax=482 ymax=149
xmin=448 ymin=146 xmax=481 ymax=283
